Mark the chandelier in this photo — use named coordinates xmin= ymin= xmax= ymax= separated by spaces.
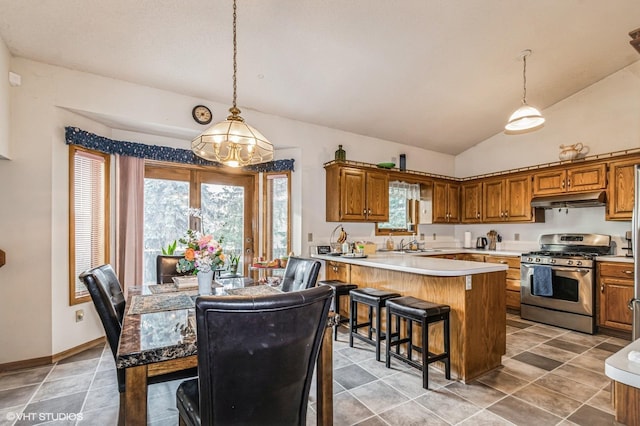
xmin=504 ymin=49 xmax=545 ymax=135
xmin=192 ymin=0 xmax=274 ymax=167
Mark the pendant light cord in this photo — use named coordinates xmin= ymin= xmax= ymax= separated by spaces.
xmin=232 ymin=0 xmax=238 ymax=110
xmin=521 ymin=53 xmax=527 ymax=104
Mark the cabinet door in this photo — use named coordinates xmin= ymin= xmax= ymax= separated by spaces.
xmin=566 ymin=163 xmax=606 ymax=193
xmin=505 ymin=175 xmax=533 ymax=222
xmin=599 ymin=278 xmax=633 ymax=331
xmin=432 ymin=181 xmax=449 ymax=223
xmin=482 ymin=179 xmax=504 ymax=222
xmin=461 ymin=182 xmax=482 ymax=223
xmin=607 ymin=159 xmax=637 ymax=220
xmin=532 ymin=169 xmax=566 ymax=195
xmin=340 ymin=168 xmax=367 ymax=221
xmin=447 ymin=182 xmax=461 ymax=223
xmin=366 ymin=171 xmax=389 ymax=222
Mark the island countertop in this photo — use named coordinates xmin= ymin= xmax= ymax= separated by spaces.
xmin=311 ymin=253 xmax=508 ymax=277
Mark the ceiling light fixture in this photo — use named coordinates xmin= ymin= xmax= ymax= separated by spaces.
xmin=192 ymin=0 xmax=273 ymax=167
xmin=505 ymin=49 xmax=545 ymax=135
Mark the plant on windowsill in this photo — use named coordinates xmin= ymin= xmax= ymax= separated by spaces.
xmin=228 ymin=254 xmax=240 ymax=275
xmin=161 ymin=240 xmax=177 ymax=255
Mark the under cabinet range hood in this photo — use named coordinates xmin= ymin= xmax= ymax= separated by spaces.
xmin=530 ymin=191 xmax=607 ymax=209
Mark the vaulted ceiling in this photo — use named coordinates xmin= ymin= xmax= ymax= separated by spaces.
xmin=0 ymin=0 xmax=639 ymax=154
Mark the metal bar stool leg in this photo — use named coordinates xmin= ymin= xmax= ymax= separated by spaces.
xmin=423 ymin=320 xmax=429 ymax=389
xmin=349 ymin=297 xmax=356 ymax=348
xmin=444 ymin=315 xmax=451 ymax=379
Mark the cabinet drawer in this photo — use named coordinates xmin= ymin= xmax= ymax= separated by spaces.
xmin=485 ymin=255 xmax=520 ymax=269
xmin=506 ymin=278 xmax=521 ymax=292
xmin=599 ymin=263 xmax=635 ymax=280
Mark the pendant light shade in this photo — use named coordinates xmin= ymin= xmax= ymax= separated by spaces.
xmin=505 ymin=49 xmax=545 ymax=135
xmin=192 ymin=0 xmax=273 ymax=167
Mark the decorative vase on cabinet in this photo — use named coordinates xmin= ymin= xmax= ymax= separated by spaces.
xmin=335 ymin=145 xmax=346 ymax=161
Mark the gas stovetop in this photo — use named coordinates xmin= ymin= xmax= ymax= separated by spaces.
xmin=521 ymin=233 xmax=612 ymax=268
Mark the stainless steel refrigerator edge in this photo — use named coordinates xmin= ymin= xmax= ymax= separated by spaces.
xmin=632 ymin=165 xmax=640 ymax=341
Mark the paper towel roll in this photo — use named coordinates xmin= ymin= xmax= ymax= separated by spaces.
xmin=464 ymin=232 xmax=472 ymax=248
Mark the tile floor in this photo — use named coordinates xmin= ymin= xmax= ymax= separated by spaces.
xmin=0 ymin=313 xmax=630 ymax=425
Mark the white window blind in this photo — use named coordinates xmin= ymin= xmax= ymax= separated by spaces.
xmin=72 ymin=149 xmax=108 ymax=299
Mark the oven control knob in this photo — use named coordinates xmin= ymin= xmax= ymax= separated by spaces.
xmin=567 ymin=260 xmax=573 ymax=265
xmin=527 ymin=257 xmax=533 ymax=262
xmin=576 ymin=260 xmax=582 ymax=266
xmin=550 ymin=259 xmax=556 ymax=264
xmin=535 ymin=258 xmax=541 ymax=263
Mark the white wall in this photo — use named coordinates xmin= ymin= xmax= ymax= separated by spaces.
xmin=0 ymin=58 xmax=454 ymax=364
xmin=451 ymin=61 xmax=640 ymax=254
xmin=0 ymin=37 xmax=10 ymax=159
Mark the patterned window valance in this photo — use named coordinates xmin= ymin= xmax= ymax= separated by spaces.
xmin=64 ymin=127 xmax=295 ymax=173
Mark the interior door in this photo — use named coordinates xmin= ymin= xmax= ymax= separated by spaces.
xmin=194 ymin=170 xmax=256 ymax=276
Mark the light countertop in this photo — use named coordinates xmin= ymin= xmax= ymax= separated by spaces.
xmin=605 ymin=339 xmax=640 ymax=388
xmin=596 ymin=255 xmax=634 ymax=263
xmin=311 ymin=253 xmax=508 ymax=277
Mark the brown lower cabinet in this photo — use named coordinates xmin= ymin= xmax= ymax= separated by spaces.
xmin=598 ymin=261 xmax=635 ymax=334
xmin=431 ymin=252 xmax=521 ymax=311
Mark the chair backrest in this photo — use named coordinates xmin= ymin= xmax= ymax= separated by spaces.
xmin=195 ymin=285 xmax=332 ymax=425
xmin=78 ymin=264 xmax=125 ymax=359
xmin=280 ymin=257 xmax=321 ymax=292
xmin=156 ymin=254 xmax=190 ymax=284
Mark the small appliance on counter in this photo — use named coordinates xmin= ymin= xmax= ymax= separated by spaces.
xmin=624 ymin=230 xmax=633 ymax=258
xmin=476 ymin=237 xmax=487 ymax=249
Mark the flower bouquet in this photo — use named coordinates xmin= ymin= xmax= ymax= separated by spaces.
xmin=177 ymin=229 xmax=226 ymax=274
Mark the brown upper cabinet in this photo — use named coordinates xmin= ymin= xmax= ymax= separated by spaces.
xmin=325 ymin=164 xmax=389 ymax=222
xmin=461 ymin=181 xmax=483 ymax=223
xmin=483 ymin=174 xmax=542 ymax=223
xmin=433 ymin=180 xmax=460 ymax=223
xmin=532 ymin=163 xmax=607 ymax=196
xmin=607 ymin=158 xmax=638 ymax=220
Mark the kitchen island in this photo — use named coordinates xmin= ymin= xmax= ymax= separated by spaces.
xmin=312 ymin=253 xmax=508 ymax=382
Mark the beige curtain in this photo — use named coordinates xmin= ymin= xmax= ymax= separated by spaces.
xmin=115 ymin=155 xmax=144 ymax=294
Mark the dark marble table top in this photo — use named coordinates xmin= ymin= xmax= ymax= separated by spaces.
xmin=116 ymin=277 xmax=280 ymax=369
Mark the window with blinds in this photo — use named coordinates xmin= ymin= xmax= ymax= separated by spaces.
xmin=69 ymin=146 xmax=110 ymax=305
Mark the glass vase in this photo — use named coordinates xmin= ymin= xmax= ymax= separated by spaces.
xmin=197 ymin=270 xmax=214 ymax=295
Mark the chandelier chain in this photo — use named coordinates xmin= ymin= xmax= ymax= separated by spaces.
xmin=522 ymin=53 xmax=527 ymax=104
xmin=232 ymin=0 xmax=238 ymax=109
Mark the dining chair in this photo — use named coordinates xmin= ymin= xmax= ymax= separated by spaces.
xmin=156 ymin=254 xmax=190 ymax=284
xmin=79 ymin=264 xmax=197 ymax=424
xmin=280 ymin=256 xmax=321 ymax=292
xmin=176 ymin=285 xmax=333 ymax=426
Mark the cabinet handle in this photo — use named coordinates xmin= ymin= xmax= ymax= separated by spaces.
xmin=499 ymin=260 xmax=507 ymax=264
xmin=561 ymin=180 xmax=565 ymax=188
xmin=624 ymin=270 xmax=633 ymax=274
xmin=368 ymin=209 xmax=372 ymax=215
xmin=504 ymin=210 xmax=509 ymax=219
xmin=601 ymin=285 xmax=604 ymax=293
xmin=476 ymin=212 xmax=480 ymax=219
xmin=363 ymin=209 xmax=367 ymax=215
xmin=567 ymin=179 xmax=571 ymax=187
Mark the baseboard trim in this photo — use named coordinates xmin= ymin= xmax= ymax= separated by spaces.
xmin=0 ymin=337 xmax=106 ymax=373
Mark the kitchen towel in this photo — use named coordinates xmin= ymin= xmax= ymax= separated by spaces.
xmin=532 ymin=265 xmax=553 ymax=296
xmin=464 ymin=232 xmax=472 ymax=248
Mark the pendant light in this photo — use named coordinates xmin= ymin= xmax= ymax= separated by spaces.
xmin=192 ymin=0 xmax=274 ymax=167
xmin=505 ymin=49 xmax=545 ymax=135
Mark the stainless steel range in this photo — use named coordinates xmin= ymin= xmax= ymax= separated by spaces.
xmin=520 ymin=233 xmax=611 ymax=334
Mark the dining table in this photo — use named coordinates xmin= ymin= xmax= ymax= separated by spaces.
xmin=116 ymin=276 xmax=336 ymax=425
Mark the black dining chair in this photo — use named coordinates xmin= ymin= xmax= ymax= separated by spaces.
xmin=79 ymin=264 xmax=197 ymax=424
xmin=156 ymin=254 xmax=190 ymax=284
xmin=176 ymin=285 xmax=333 ymax=426
xmin=280 ymin=256 xmax=321 ymax=292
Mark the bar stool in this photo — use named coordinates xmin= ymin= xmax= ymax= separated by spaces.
xmin=319 ymin=280 xmax=358 ymax=340
xmin=385 ymin=296 xmax=451 ymax=389
xmin=349 ymin=288 xmax=401 ymax=361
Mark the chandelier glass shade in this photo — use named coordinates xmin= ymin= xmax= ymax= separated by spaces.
xmin=504 ymin=49 xmax=545 ymax=135
xmin=191 ymin=0 xmax=273 ymax=167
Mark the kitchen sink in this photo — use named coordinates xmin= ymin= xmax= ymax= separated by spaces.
xmin=379 ymin=249 xmax=442 ymax=254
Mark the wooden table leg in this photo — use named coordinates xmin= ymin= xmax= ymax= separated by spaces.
xmin=316 ymin=325 xmax=333 ymax=426
xmin=124 ymin=365 xmax=148 ymax=425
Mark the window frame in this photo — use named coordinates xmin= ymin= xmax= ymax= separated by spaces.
xmin=68 ymin=145 xmax=110 ymax=305
xmin=262 ymin=171 xmax=291 ymax=260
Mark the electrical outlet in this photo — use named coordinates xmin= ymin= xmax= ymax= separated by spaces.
xmin=420 ymin=233 xmax=425 ymax=240
xmin=432 ymin=233 xmax=436 ymax=240
xmin=75 ymin=309 xmax=84 ymax=322
xmin=307 ymin=232 xmax=313 ymax=242
xmin=465 ymin=275 xmax=472 ymax=290
xmin=514 ymin=233 xmax=520 ymax=241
